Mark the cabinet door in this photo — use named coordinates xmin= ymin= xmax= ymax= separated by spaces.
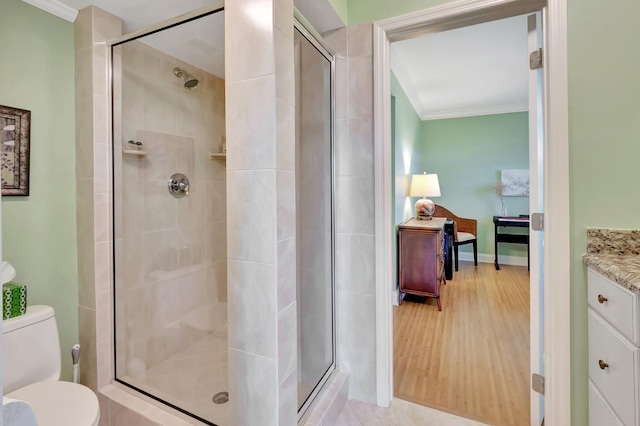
xmin=589 ymin=380 xmax=623 ymax=426
xmin=588 ymin=308 xmax=639 ymax=426
xmin=399 ymin=229 xmax=438 ymax=295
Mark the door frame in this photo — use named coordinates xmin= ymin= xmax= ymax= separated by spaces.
xmin=372 ymin=0 xmax=570 ymax=424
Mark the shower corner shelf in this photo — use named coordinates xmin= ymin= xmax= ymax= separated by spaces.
xmin=123 ymin=149 xmax=148 ymax=157
xmin=209 ymin=151 xmax=226 ymax=161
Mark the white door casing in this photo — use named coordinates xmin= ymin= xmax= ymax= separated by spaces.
xmin=373 ymin=0 xmax=570 ymax=425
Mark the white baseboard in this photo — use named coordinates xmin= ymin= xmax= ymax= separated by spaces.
xmin=457 ymin=252 xmax=528 ymax=267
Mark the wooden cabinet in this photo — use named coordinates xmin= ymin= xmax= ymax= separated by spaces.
xmin=398 ymin=217 xmax=446 ymax=310
xmin=587 ymin=268 xmax=640 ymax=425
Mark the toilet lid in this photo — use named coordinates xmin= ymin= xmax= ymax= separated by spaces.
xmin=6 ymin=381 xmax=100 ymax=426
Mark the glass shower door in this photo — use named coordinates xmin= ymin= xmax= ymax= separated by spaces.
xmin=294 ymin=24 xmax=335 ymax=414
xmin=111 ymin=8 xmax=228 ymax=426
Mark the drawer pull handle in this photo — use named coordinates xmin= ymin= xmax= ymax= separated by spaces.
xmin=598 ymin=360 xmax=609 ymax=370
xmin=597 ymin=294 xmax=608 ymax=304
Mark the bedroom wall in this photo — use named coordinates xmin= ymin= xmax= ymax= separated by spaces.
xmin=391 ymin=71 xmax=423 ymax=226
xmin=419 ymin=112 xmax=529 ymax=258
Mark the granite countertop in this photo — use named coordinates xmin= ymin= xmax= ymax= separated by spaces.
xmin=583 ymin=228 xmax=640 ymax=295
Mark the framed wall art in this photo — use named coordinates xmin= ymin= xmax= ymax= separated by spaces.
xmin=1 ymin=105 xmax=31 ymax=196
xmin=501 ymin=169 xmax=530 ymax=196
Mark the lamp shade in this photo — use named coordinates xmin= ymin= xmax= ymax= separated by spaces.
xmin=410 ymin=173 xmax=441 ymax=198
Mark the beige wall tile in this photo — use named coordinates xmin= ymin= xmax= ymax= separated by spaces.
xmin=275 ymin=27 xmax=295 ymax=106
xmin=276 ymin=170 xmax=295 ymax=241
xmin=226 ymin=76 xmax=277 ymax=171
xmin=228 ymin=348 xmax=278 ymax=426
xmin=347 ymin=56 xmax=373 ymax=119
xmin=227 ymin=170 xmax=277 ymax=263
xmin=225 ymin=0 xmax=275 ymax=82
xmin=277 ymin=237 xmax=296 ymax=312
xmin=347 ymin=22 xmax=373 ymax=58
xmin=276 ymin=100 xmax=295 ymax=171
xmin=278 ymin=368 xmax=297 ymax=425
xmin=79 ymin=306 xmax=98 ymax=390
xmin=228 ymin=260 xmax=277 ymax=358
xmin=277 ymin=301 xmax=296 ymax=383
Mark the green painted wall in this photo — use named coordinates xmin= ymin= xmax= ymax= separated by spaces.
xmin=328 ymin=0 xmax=348 ymax=25
xmin=568 ymin=1 xmax=640 ymax=425
xmin=0 ymin=0 xmax=77 ymax=381
xmin=391 ymin=71 xmax=423 ymax=226
xmin=347 ymin=0 xmax=449 ymax=24
xmin=341 ymin=0 xmax=640 ymax=424
xmin=420 ymin=113 xmax=529 ymax=258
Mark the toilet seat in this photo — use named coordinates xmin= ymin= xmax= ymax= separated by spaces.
xmin=6 ymin=381 xmax=99 ymax=426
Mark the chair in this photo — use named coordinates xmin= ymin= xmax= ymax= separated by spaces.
xmin=432 ymin=205 xmax=478 ymax=271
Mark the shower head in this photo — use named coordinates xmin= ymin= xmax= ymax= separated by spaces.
xmin=174 ymin=67 xmax=199 ymax=89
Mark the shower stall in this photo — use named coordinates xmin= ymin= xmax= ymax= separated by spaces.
xmin=110 ymin=6 xmax=335 ymax=425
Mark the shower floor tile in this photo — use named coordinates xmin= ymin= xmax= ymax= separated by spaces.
xmin=122 ymin=330 xmax=229 ymax=425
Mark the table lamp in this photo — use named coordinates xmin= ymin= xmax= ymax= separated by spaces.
xmin=410 ymin=172 xmax=441 ymax=220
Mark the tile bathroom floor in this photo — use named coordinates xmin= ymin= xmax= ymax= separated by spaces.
xmin=336 ymin=398 xmax=488 ymax=425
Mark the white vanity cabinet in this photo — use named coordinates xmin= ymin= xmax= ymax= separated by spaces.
xmin=588 ymin=268 xmax=640 ymax=425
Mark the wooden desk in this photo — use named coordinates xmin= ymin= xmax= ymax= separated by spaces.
xmin=493 ymin=216 xmax=530 ymax=271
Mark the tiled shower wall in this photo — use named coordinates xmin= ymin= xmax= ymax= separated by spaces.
xmin=325 ymin=22 xmax=377 ymax=405
xmin=225 ymin=0 xmax=298 ymax=423
xmin=113 ymin=39 xmax=227 ymax=375
xmin=74 ymin=5 xmax=121 ymax=393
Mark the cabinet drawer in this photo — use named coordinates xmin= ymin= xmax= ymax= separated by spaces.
xmin=588 ymin=308 xmax=639 ymax=426
xmin=589 ymin=380 xmax=623 ymax=426
xmin=588 ymin=268 xmax=639 ymax=345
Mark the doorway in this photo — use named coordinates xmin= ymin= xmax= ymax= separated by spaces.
xmin=390 ymin=14 xmax=534 ymax=426
xmin=372 ymin=0 xmax=570 ymax=425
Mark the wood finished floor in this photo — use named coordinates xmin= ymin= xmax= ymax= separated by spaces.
xmin=393 ymin=261 xmax=530 ymax=426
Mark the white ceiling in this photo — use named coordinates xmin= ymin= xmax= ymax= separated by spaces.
xmin=391 ymin=15 xmax=530 ymax=121
xmin=25 ymin=0 xmax=526 ymax=119
xmin=23 ymin=0 xmax=343 ymax=79
xmin=140 ymin=12 xmax=225 ymax=79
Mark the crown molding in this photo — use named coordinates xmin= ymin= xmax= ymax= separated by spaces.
xmin=23 ymin=0 xmax=78 ymax=22
xmin=421 ymin=102 xmax=528 ymax=121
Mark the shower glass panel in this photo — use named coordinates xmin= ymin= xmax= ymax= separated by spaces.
xmin=294 ymin=24 xmax=335 ymax=414
xmin=111 ymin=7 xmax=227 ymax=426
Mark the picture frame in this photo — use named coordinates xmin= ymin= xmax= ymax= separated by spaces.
xmin=1 ymin=105 xmax=31 ymax=196
xmin=501 ymin=169 xmax=529 ymax=197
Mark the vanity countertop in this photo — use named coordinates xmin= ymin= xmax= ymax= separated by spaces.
xmin=583 ymin=227 xmax=640 ymax=295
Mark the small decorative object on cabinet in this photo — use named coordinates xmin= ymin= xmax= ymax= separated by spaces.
xmin=397 ymin=217 xmax=446 ymax=310
xmin=587 ymin=268 xmax=640 ymax=425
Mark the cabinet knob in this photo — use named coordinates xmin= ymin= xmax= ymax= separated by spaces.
xmin=597 ymin=294 xmax=608 ymax=304
xmin=598 ymin=359 xmax=609 ymax=370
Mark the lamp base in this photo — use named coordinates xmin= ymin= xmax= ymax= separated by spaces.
xmin=415 ymin=198 xmax=435 ymax=220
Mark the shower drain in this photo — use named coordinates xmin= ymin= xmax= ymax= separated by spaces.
xmin=212 ymin=391 xmax=229 ymax=404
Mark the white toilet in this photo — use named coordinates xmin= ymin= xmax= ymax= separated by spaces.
xmin=2 ymin=305 xmax=100 ymax=426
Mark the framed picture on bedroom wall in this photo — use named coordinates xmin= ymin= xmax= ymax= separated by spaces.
xmin=501 ymin=169 xmax=529 ymax=196
xmin=1 ymin=105 xmax=31 ymax=196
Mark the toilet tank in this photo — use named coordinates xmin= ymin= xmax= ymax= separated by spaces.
xmin=2 ymin=305 xmax=62 ymax=394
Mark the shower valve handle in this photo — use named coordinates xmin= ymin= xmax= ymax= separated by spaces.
xmin=168 ymin=173 xmax=190 ymax=198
